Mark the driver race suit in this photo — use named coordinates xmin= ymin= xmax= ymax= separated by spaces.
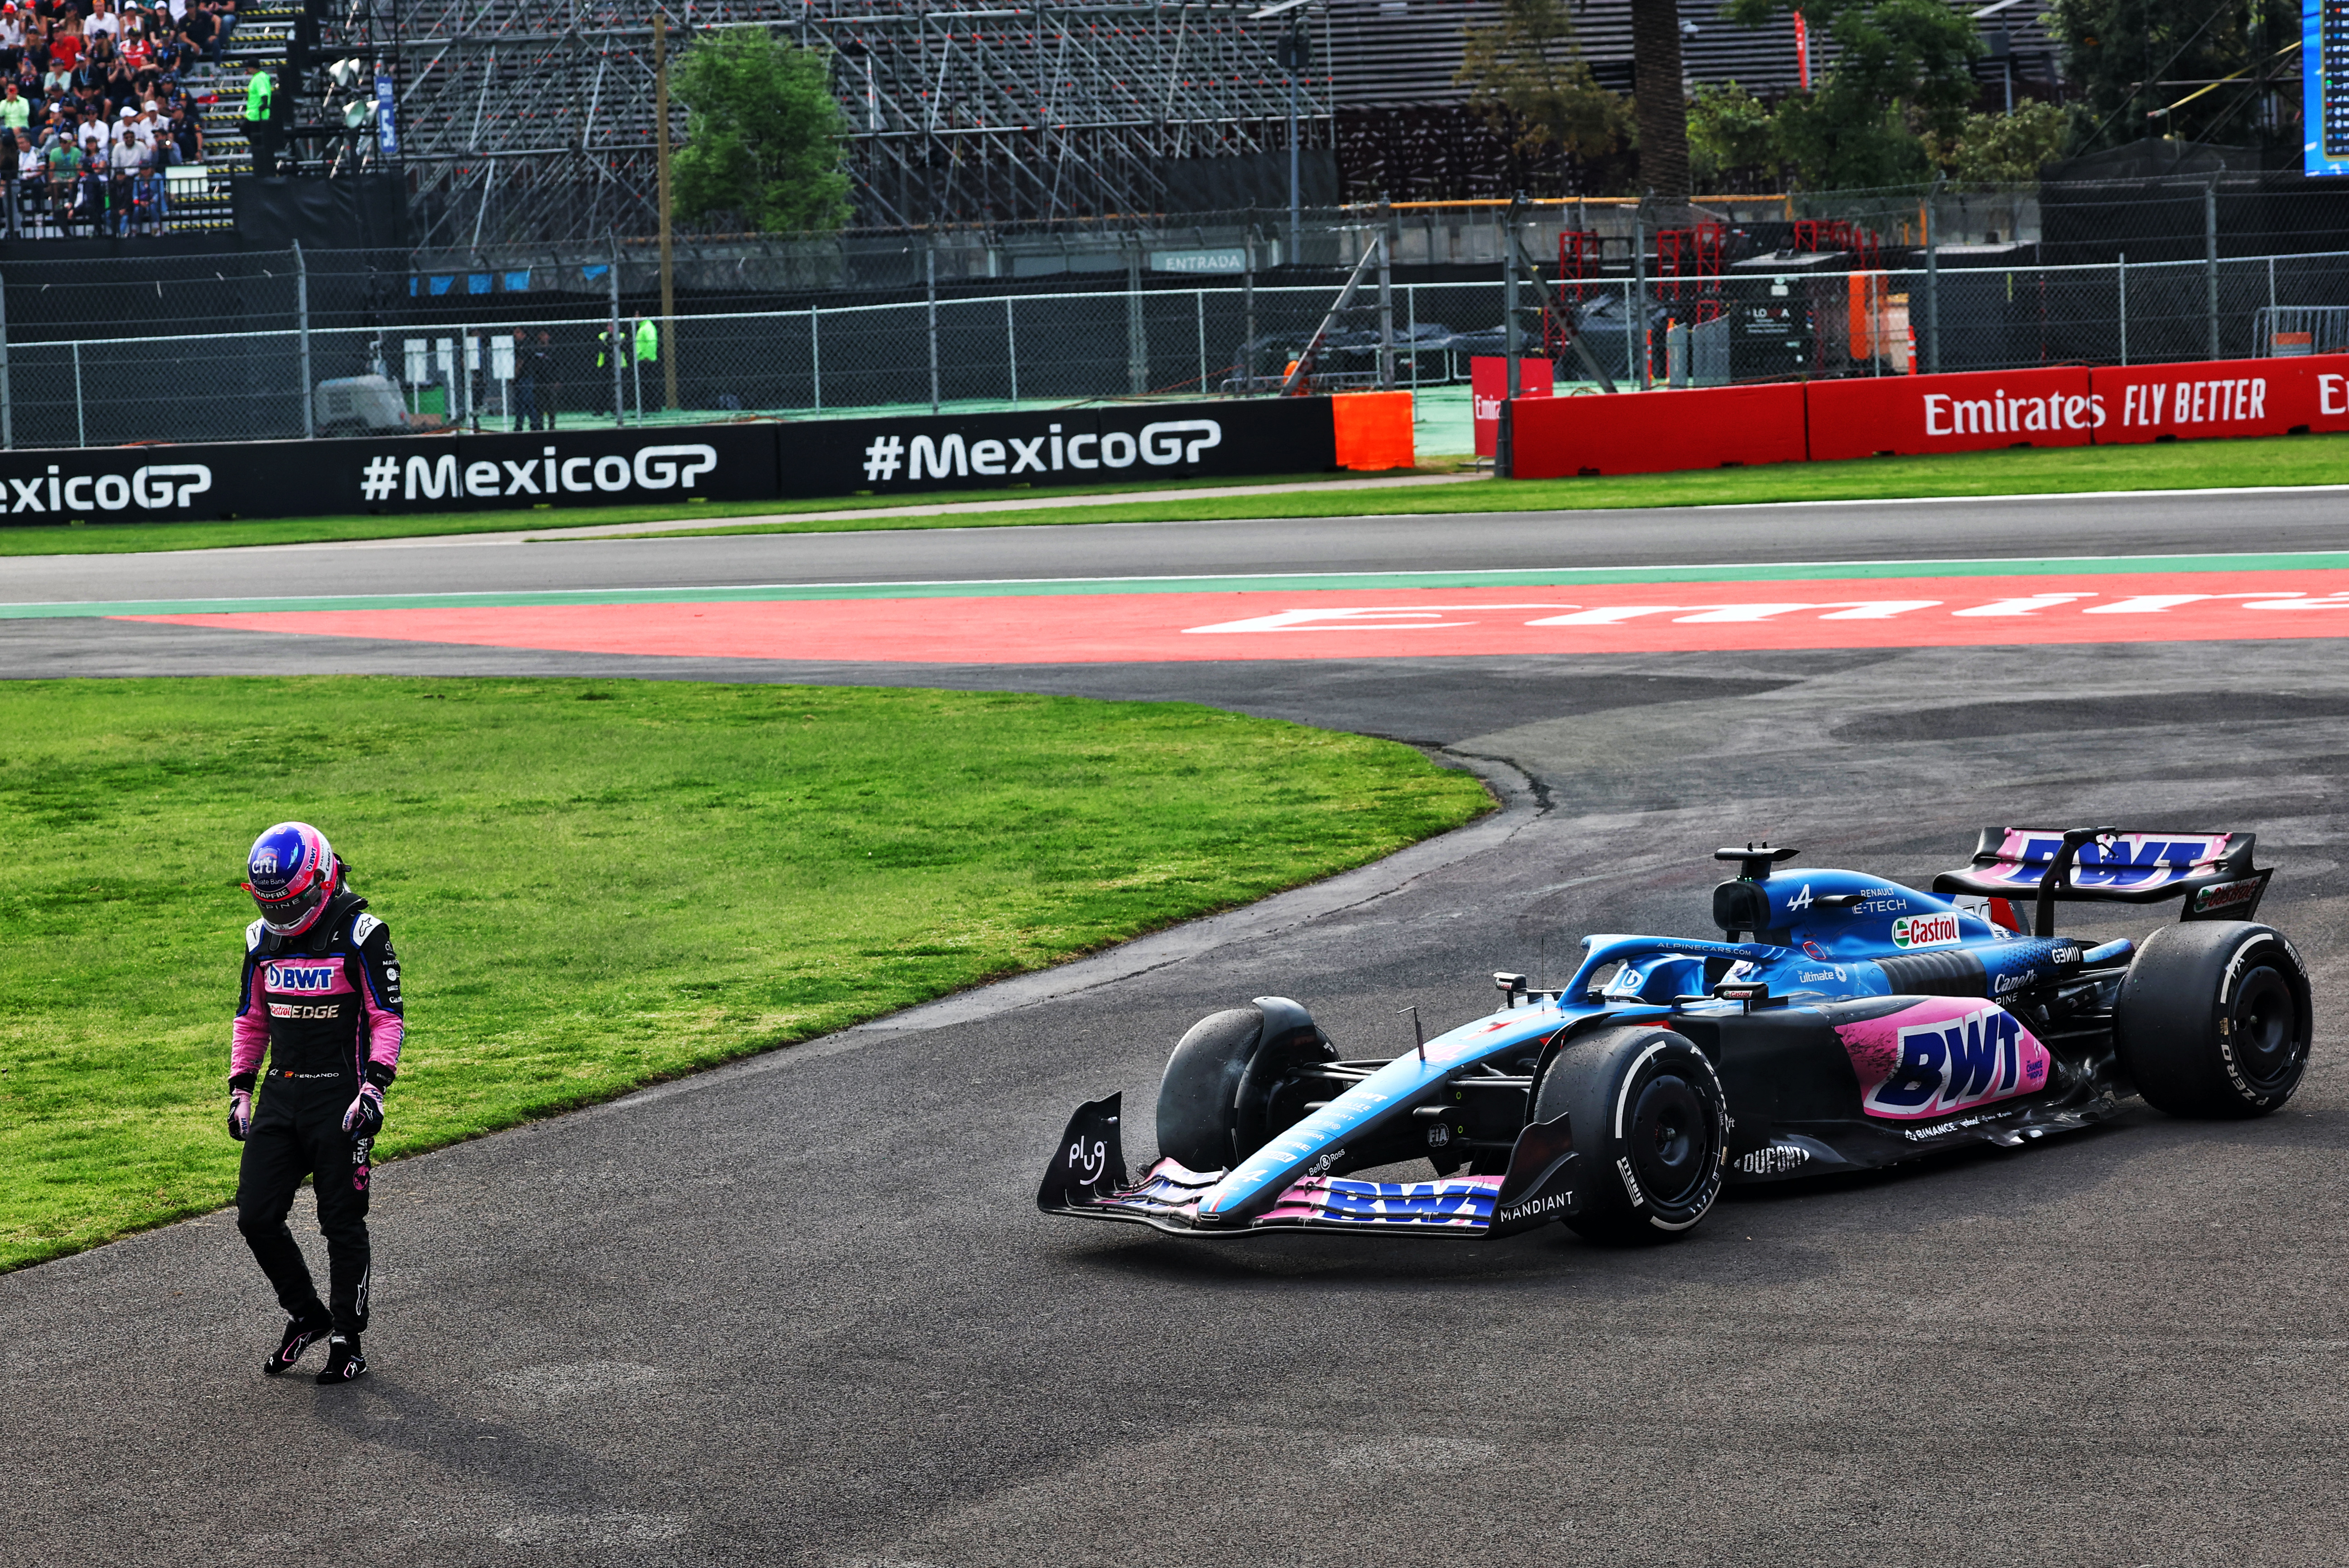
xmin=230 ymin=888 xmax=403 ymax=1336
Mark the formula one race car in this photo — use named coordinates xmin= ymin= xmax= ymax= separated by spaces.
xmin=1038 ymin=828 xmax=2310 ymax=1243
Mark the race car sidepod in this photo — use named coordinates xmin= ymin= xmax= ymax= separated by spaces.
xmin=1037 ymin=1092 xmax=1586 ymax=1238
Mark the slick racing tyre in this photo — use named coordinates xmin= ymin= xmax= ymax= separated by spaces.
xmin=1533 ymin=1026 xmax=1727 ymax=1244
xmin=2115 ymin=922 xmax=2312 ymax=1118
xmin=1154 ymin=997 xmax=1335 ymax=1172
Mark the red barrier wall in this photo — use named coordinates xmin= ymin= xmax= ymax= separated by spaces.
xmin=1508 ymin=383 xmax=1808 ymax=478
xmin=2090 ymin=355 xmax=2349 ymax=443
xmin=1806 ymin=367 xmax=2096 ymax=460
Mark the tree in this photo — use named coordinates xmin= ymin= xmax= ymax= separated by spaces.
xmin=1724 ymin=0 xmax=1981 ymax=189
xmin=1457 ymin=0 xmax=1633 ymax=165
xmin=2046 ymin=0 xmax=2294 ymax=151
xmin=1630 ymin=0 xmax=1691 ymax=205
xmin=1686 ymin=81 xmax=1778 ymax=187
xmin=671 ymin=29 xmax=853 ymax=233
xmin=1925 ymin=100 xmax=2072 ymax=181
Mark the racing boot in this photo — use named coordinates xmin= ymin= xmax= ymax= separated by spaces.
xmin=263 ymin=1309 xmax=334 ymax=1377
xmin=314 ymin=1332 xmax=367 ymax=1385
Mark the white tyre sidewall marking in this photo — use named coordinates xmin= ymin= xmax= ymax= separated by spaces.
xmin=1609 ymin=1035 xmax=1726 ymax=1230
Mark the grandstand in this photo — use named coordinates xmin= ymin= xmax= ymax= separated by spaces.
xmin=291 ymin=0 xmax=1336 ymax=247
xmin=4 ymin=0 xmax=2059 ymax=244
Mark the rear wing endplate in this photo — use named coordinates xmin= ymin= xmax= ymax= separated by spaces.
xmin=1932 ymin=827 xmax=2270 ymax=935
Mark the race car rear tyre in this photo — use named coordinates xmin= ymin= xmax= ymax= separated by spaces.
xmin=2114 ymin=922 xmax=2311 ymax=1118
xmin=1155 ymin=997 xmax=1334 ymax=1172
xmin=1533 ymin=1026 xmax=1728 ymax=1244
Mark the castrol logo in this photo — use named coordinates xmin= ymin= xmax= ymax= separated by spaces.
xmin=1890 ymin=912 xmax=1962 ymax=950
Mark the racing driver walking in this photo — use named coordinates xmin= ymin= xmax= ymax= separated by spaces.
xmin=226 ymin=822 xmax=403 ymax=1384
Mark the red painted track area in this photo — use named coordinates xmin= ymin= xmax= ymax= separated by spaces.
xmin=120 ymin=569 xmax=2349 ymax=663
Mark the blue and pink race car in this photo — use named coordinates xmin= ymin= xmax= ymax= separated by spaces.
xmin=1039 ymin=828 xmax=2310 ymax=1243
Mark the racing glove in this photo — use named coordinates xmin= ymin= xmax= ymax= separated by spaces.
xmin=341 ymin=1063 xmax=394 ymax=1139
xmin=228 ymin=1071 xmax=255 ymax=1142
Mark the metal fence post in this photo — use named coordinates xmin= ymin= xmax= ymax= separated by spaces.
xmin=1196 ymin=287 xmax=1206 ymax=396
xmin=1005 ymin=295 xmax=1018 ymax=407
xmin=608 ymin=238 xmax=624 ymax=428
xmin=1622 ymin=278 xmax=1636 ymax=383
xmin=1242 ymin=238 xmax=1257 ymax=392
xmin=1407 ymin=281 xmax=1418 ymax=394
xmin=810 ymin=307 xmax=821 ymax=415
xmin=2205 ymin=178 xmax=2221 ymax=361
xmin=2267 ymin=253 xmax=2277 ymax=340
xmin=2117 ymin=252 xmax=2127 ymax=366
xmin=0 ymin=270 xmax=12 ymax=451
xmin=72 ymin=340 xmax=84 ymax=448
xmin=1631 ymin=199 xmax=1651 ymax=389
xmin=294 ymin=241 xmax=313 ymax=438
xmin=1500 ymin=195 xmax=1521 ymax=477
xmin=1375 ymin=218 xmax=1395 ymax=391
xmin=1127 ymin=243 xmax=1147 ymax=396
xmin=926 ymin=241 xmax=941 ymax=414
xmin=1924 ymin=180 xmax=1941 ymax=376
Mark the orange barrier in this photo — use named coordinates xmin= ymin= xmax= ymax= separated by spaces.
xmin=1507 ymin=383 xmax=1809 ymax=478
xmin=1333 ymin=391 xmax=1416 ymax=471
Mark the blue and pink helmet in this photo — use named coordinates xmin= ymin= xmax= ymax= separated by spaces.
xmin=242 ymin=822 xmax=341 ymax=936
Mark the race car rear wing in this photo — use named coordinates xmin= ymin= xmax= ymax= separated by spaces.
xmin=1932 ymin=826 xmax=2270 ymax=936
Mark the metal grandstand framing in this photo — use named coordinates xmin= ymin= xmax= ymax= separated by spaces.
xmin=323 ymin=0 xmax=1336 ymax=247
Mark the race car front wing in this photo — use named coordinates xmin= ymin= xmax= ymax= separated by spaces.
xmin=1036 ymin=1093 xmax=1585 ymax=1238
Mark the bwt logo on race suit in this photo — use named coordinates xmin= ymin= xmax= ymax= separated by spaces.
xmin=361 ymin=443 xmax=719 ymax=502
xmin=264 ymin=961 xmax=344 ymax=993
xmin=6 ymin=462 xmax=212 ymax=514
xmin=859 ymin=419 xmax=1221 ymax=484
xmin=1852 ymin=1002 xmax=2050 ymax=1120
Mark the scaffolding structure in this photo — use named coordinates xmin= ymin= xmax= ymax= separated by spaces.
xmin=302 ymin=0 xmax=1336 ymax=248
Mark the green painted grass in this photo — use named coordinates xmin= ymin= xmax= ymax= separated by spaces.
xmin=0 ymin=469 xmax=1402 ymax=557
xmin=0 ymin=677 xmax=1490 ymax=1272
xmin=658 ymin=431 xmax=2349 ymax=541
xmin=8 ymin=426 xmax=2347 ymax=560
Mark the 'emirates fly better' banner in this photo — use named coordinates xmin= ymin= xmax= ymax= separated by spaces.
xmin=1511 ymin=354 xmax=2349 ymax=477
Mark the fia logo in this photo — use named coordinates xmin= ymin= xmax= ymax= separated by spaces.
xmin=1067 ymin=1137 xmax=1109 ymax=1186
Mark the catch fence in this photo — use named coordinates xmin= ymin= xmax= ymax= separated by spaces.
xmin=4 ymin=248 xmax=2348 ymax=450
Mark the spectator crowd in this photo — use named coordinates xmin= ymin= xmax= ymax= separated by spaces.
xmin=0 ymin=0 xmax=232 ymax=235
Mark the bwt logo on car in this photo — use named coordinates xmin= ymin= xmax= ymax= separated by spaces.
xmin=7 ymin=462 xmax=212 ymax=514
xmin=360 ymin=443 xmax=720 ymax=502
xmin=859 ymin=419 xmax=1221 ymax=483
xmin=1867 ymin=1004 xmax=2040 ymax=1117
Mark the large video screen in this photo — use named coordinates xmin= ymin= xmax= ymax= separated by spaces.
xmin=2309 ymin=0 xmax=2349 ymax=174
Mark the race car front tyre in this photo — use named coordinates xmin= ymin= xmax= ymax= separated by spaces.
xmin=1533 ymin=1026 xmax=1727 ymax=1244
xmin=2114 ymin=922 xmax=2311 ymax=1118
xmin=1155 ymin=997 xmax=1335 ymax=1172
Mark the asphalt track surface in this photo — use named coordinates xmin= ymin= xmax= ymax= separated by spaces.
xmin=5 ymin=494 xmax=2349 ymax=1567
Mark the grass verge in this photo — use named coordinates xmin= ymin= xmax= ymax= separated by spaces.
xmin=654 ymin=431 xmax=2349 ymax=542
xmin=0 ymin=677 xmax=1490 ymax=1271
xmin=0 ymin=469 xmax=1407 ymax=558
xmin=10 ymin=429 xmax=2345 ymax=561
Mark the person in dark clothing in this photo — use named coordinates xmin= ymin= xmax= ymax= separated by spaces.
xmin=511 ymin=326 xmax=540 ymax=430
xmin=227 ymin=821 xmax=403 ymax=1385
